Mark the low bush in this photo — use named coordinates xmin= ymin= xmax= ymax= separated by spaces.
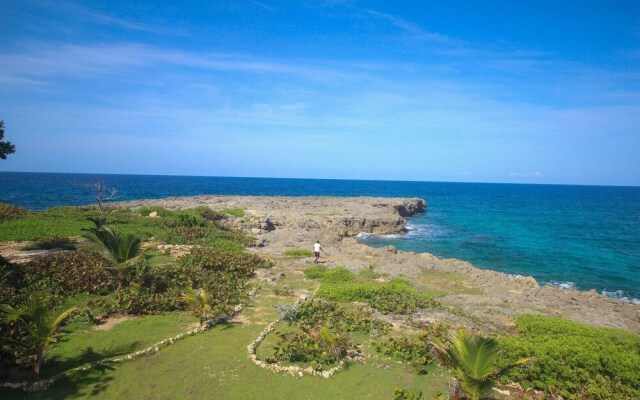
xmin=498 ymin=315 xmax=640 ymax=400
xmin=294 ymin=299 xmax=390 ymax=334
xmin=373 ymin=333 xmax=433 ymax=374
xmin=196 ymin=207 xmax=224 ymax=221
xmin=283 ymin=248 xmax=314 ymax=259
xmin=271 ymin=327 xmax=351 ymax=366
xmin=19 ymin=252 xmax=120 ymax=296
xmin=0 ymin=202 xmax=33 ymax=221
xmin=393 ymin=387 xmax=425 ymax=400
xmin=303 ymin=264 xmax=327 ymax=279
xmin=320 ymin=267 xmax=355 ymax=283
xmin=358 ymin=268 xmax=381 ymax=280
xmin=316 ymin=281 xmax=438 ymax=314
xmin=21 ymin=235 xmax=77 ymax=251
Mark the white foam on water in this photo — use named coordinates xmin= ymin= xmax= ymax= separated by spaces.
xmin=355 ymin=232 xmax=402 ymax=239
xmin=546 ymin=281 xmax=577 ymax=290
xmin=602 ymin=290 xmax=640 ymax=305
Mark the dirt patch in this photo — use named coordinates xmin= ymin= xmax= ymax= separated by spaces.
xmin=93 ymin=315 xmax=134 ymax=331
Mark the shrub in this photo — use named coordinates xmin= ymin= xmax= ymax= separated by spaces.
xmin=320 ymin=267 xmax=355 ymax=283
xmin=219 ymin=208 xmax=245 ymax=217
xmin=316 ymin=281 xmax=438 ymax=314
xmin=271 ymin=327 xmax=351 ymax=366
xmin=114 ymin=283 xmax=182 ymax=315
xmin=21 ymin=235 xmax=77 ymax=251
xmin=197 ymin=207 xmax=224 ymax=221
xmin=176 ymin=248 xmax=272 ymax=314
xmin=498 ymin=315 xmax=640 ymax=400
xmin=0 ymin=202 xmax=33 ymax=221
xmin=294 ymin=299 xmax=390 ymax=334
xmin=19 ymin=252 xmax=120 ymax=296
xmin=303 ymin=264 xmax=327 ymax=279
xmin=283 ymin=248 xmax=314 ymax=259
xmin=358 ymin=268 xmax=381 ymax=280
xmin=393 ymin=387 xmax=425 ymax=400
xmin=179 ymin=247 xmax=272 ymax=280
xmin=163 ymin=210 xmax=207 ymax=228
xmin=373 ymin=333 xmax=434 ymax=374
xmin=137 ymin=206 xmax=173 ymax=217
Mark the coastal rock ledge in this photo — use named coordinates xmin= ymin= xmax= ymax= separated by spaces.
xmin=119 ymin=196 xmax=426 ymax=237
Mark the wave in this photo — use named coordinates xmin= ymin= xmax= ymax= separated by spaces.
xmin=545 ymin=282 xmax=640 ymax=304
xmin=602 ymin=290 xmax=640 ymax=305
xmin=545 ymin=281 xmax=577 ymax=290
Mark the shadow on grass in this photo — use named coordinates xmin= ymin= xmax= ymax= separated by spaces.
xmin=0 ymin=363 xmax=116 ymax=400
xmin=43 ymin=342 xmax=140 ymax=378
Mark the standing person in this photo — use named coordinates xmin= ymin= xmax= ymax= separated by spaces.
xmin=313 ymin=240 xmax=323 ymax=264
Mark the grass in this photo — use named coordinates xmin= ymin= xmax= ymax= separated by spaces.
xmin=0 ymin=285 xmax=448 ymax=400
xmin=43 ymin=313 xmax=198 ymax=378
xmin=220 ymin=208 xmax=245 ymax=218
xmin=283 ymin=248 xmax=314 ymax=259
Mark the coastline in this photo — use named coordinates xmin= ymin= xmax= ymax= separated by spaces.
xmin=118 ymin=194 xmax=640 ymax=334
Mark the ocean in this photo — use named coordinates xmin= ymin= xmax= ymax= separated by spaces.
xmin=1 ymin=171 xmax=639 ymax=303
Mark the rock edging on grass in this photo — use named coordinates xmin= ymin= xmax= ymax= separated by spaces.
xmin=0 ymin=287 xmax=258 ymax=393
xmin=246 ymin=298 xmax=366 ymax=379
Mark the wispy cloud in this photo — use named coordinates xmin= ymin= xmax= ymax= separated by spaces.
xmin=509 ymin=171 xmax=543 ymax=178
xmin=0 ymin=42 xmax=372 ymax=87
xmin=364 ymin=10 xmax=453 ymax=43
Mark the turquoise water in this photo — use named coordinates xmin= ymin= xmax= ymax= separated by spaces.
xmin=1 ymin=172 xmax=639 ymax=302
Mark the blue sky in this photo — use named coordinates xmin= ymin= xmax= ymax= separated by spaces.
xmin=1 ymin=0 xmax=639 ymax=185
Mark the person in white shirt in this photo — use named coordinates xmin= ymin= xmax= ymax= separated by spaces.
xmin=313 ymin=241 xmax=323 ymax=264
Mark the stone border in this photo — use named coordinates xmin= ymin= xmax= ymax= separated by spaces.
xmin=1 ymin=288 xmax=258 ymax=392
xmin=246 ymin=305 xmax=366 ymax=379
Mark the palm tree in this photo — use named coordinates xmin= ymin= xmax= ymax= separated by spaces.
xmin=1 ymin=300 xmax=77 ymax=376
xmin=430 ymin=328 xmax=531 ymax=400
xmin=83 ymin=218 xmax=141 ymax=264
xmin=181 ymin=287 xmax=212 ymax=326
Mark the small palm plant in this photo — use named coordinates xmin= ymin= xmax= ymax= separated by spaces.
xmin=1 ymin=300 xmax=77 ymax=376
xmin=83 ymin=218 xmax=141 ymax=264
xmin=430 ymin=328 xmax=531 ymax=400
xmin=182 ymin=287 xmax=213 ymax=326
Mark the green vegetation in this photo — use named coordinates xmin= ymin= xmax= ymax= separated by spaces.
xmin=21 ymin=236 xmax=77 ymax=251
xmin=44 ymin=313 xmax=197 ymax=378
xmin=0 ymin=120 xmax=16 ymax=160
xmin=181 ymin=287 xmax=213 ymax=326
xmin=0 ymin=203 xmax=33 ymax=222
xmin=219 ymin=208 xmax=245 ymax=217
xmin=83 ymin=218 xmax=141 ymax=264
xmin=303 ymin=264 xmax=327 ymax=279
xmin=431 ymin=328 xmax=531 ymax=400
xmin=304 ymin=266 xmax=437 ymax=314
xmin=316 ymin=279 xmax=438 ymax=314
xmin=261 ymin=300 xmax=390 ymax=369
xmin=0 ymin=203 xmax=266 ymax=380
xmin=320 ymin=267 xmax=355 ymax=283
xmin=1 ymin=299 xmax=77 ymax=376
xmin=499 ymin=315 xmax=640 ymax=400
xmin=282 ymin=248 xmax=314 ymax=258
xmin=373 ymin=333 xmax=434 ymax=375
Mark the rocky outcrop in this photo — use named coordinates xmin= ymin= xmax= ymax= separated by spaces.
xmin=117 ymin=195 xmax=424 ymax=238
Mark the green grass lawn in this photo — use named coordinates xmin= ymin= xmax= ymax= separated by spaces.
xmin=0 ymin=276 xmax=448 ymax=400
xmin=2 ymin=321 xmax=447 ymax=400
xmin=43 ymin=313 xmax=198 ymax=378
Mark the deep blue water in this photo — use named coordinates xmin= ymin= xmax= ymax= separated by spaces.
xmin=1 ymin=172 xmax=639 ymax=302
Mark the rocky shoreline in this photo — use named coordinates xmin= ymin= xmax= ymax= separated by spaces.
xmin=119 ymin=195 xmax=640 ymax=333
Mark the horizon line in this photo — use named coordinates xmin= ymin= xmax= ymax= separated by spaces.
xmin=1 ymin=169 xmax=638 ymax=189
